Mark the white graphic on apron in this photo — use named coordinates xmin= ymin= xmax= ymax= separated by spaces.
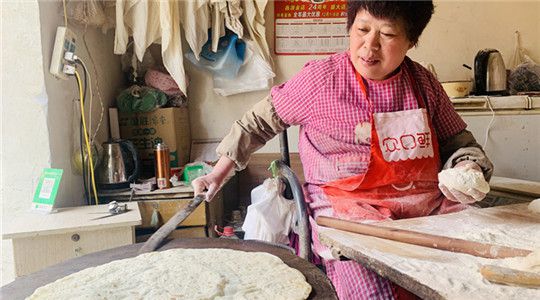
xmin=374 ymin=108 xmax=434 ymax=162
xmin=382 ymin=132 xmax=431 ymax=152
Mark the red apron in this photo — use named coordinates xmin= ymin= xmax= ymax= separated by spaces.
xmin=322 ymin=67 xmax=465 ymax=221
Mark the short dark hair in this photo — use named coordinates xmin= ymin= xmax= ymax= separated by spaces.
xmin=347 ymin=1 xmax=434 ymax=46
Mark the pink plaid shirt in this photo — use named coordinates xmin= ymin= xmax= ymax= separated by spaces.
xmin=272 ymin=51 xmax=466 ymax=219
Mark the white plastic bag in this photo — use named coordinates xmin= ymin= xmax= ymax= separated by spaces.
xmin=213 ymin=40 xmax=275 ymax=96
xmin=242 ymin=178 xmax=296 ymax=245
xmin=509 ymin=31 xmax=531 ymax=70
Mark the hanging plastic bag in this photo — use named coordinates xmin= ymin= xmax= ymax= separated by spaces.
xmin=213 ymin=39 xmax=275 ymax=96
xmin=509 ymin=31 xmax=527 ymax=70
xmin=242 ymin=178 xmax=296 ymax=245
xmin=185 ymin=30 xmax=245 ymax=79
xmin=507 ymin=31 xmax=540 ymax=94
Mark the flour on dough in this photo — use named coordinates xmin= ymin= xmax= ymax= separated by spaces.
xmin=27 ymin=248 xmax=312 ymax=300
xmin=527 ymin=199 xmax=540 ymax=214
xmin=438 ymin=165 xmax=490 ymax=194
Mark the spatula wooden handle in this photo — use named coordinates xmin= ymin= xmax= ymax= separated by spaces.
xmin=138 ymin=195 xmax=205 ymax=254
xmin=480 ymin=265 xmax=540 ymax=288
xmin=316 ymin=216 xmax=532 ymax=259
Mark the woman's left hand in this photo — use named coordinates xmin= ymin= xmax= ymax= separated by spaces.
xmin=438 ymin=161 xmax=487 ymax=204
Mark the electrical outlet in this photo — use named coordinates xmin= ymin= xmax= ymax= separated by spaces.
xmin=49 ymin=26 xmax=76 ymax=79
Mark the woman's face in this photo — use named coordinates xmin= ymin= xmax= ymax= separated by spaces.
xmin=349 ymin=9 xmax=413 ymax=81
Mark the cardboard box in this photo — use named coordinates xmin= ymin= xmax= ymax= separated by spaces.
xmin=113 ymin=107 xmax=191 ymax=171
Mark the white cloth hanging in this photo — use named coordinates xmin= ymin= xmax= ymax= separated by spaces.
xmin=179 ymin=0 xmax=210 ymax=61
xmin=209 ymin=0 xmax=244 ymax=52
xmin=114 ymin=0 xmax=187 ymax=95
xmin=113 ymin=0 xmax=273 ymax=96
xmin=241 ymin=0 xmax=272 ymax=65
xmin=224 ymin=0 xmax=244 ymax=38
xmin=210 ymin=0 xmax=225 ymax=52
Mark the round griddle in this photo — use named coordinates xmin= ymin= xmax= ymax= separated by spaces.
xmin=1 ymin=238 xmax=337 ymax=300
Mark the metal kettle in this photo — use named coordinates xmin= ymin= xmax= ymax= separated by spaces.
xmin=98 ymin=139 xmax=139 ymax=189
xmin=473 ymin=49 xmax=507 ymax=95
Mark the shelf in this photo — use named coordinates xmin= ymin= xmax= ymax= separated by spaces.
xmin=98 ymin=185 xmax=194 ymax=201
xmin=450 ymin=95 xmax=540 ymax=112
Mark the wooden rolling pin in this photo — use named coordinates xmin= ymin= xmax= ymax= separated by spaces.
xmin=316 ymin=216 xmax=532 ymax=259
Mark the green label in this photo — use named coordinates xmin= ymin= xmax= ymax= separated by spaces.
xmin=32 ymin=168 xmax=63 ymax=212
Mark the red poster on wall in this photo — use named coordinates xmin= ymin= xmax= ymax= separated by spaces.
xmin=274 ymin=0 xmax=349 ymax=55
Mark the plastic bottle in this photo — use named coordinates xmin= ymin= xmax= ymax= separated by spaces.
xmin=214 ymin=225 xmax=239 ymax=239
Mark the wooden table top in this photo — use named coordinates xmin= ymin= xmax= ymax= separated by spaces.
xmin=2 ymin=202 xmax=141 ymax=239
xmin=318 ymin=203 xmax=540 ymax=300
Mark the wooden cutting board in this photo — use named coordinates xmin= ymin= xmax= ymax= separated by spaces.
xmin=318 ymin=204 xmax=540 ymax=300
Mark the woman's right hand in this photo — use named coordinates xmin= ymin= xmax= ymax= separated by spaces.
xmin=191 ymin=156 xmax=236 ymax=202
xmin=191 ymin=174 xmax=220 ymax=202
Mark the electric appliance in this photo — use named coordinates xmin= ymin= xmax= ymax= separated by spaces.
xmin=473 ymin=49 xmax=507 ymax=95
xmin=98 ymin=139 xmax=139 ymax=190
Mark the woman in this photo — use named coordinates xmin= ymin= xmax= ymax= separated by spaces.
xmin=194 ymin=1 xmax=493 ymax=299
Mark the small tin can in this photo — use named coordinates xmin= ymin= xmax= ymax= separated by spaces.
xmin=154 ymin=143 xmax=171 ymax=189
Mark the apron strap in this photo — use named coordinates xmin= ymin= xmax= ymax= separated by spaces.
xmin=355 ymin=71 xmax=374 ymax=112
xmin=402 ymin=63 xmax=428 ymax=109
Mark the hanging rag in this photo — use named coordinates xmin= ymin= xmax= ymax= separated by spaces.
xmin=178 ymin=0 xmax=211 ymax=61
xmin=210 ymin=0 xmax=226 ymax=52
xmin=114 ymin=0 xmax=187 ymax=95
xmin=241 ymin=0 xmax=272 ymax=65
xmin=209 ymin=0 xmax=244 ymax=52
xmin=224 ymin=0 xmax=244 ymax=38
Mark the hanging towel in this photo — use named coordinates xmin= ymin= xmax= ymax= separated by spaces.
xmin=224 ymin=0 xmax=244 ymax=38
xmin=210 ymin=0 xmax=226 ymax=52
xmin=114 ymin=0 xmax=187 ymax=95
xmin=179 ymin=0 xmax=210 ymax=61
xmin=209 ymin=0 xmax=244 ymax=52
xmin=241 ymin=0 xmax=272 ymax=66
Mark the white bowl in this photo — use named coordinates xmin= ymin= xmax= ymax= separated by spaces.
xmin=441 ymin=80 xmax=472 ymax=98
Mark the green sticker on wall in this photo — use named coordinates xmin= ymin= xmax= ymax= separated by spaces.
xmin=32 ymin=168 xmax=63 ymax=213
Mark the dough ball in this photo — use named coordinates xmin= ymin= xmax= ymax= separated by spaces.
xmin=438 ymin=165 xmax=490 ymax=194
xmin=528 ymin=199 xmax=540 ymax=214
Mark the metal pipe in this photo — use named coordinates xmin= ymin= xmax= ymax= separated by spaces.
xmin=279 ymin=131 xmax=290 ymax=167
xmin=273 ymin=160 xmax=310 ymax=260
